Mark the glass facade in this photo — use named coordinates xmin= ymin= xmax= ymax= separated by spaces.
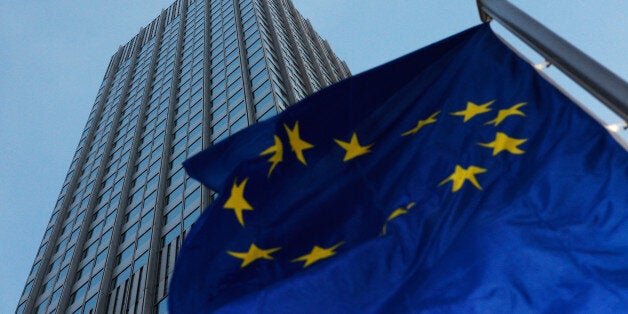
xmin=17 ymin=0 xmax=349 ymax=313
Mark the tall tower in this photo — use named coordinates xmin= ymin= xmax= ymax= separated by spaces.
xmin=16 ymin=0 xmax=350 ymax=313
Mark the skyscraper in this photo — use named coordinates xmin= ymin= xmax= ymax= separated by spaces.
xmin=16 ymin=0 xmax=349 ymax=313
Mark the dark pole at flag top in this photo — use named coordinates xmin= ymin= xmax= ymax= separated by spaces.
xmin=477 ymin=0 xmax=628 ymax=123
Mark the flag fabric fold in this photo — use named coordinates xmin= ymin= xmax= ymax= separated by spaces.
xmin=170 ymin=24 xmax=628 ymax=313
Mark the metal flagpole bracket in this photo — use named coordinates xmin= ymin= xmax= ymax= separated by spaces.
xmin=477 ymin=0 xmax=628 ymax=123
xmin=476 ymin=0 xmax=491 ymax=22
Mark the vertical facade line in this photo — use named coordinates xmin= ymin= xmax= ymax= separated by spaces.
xmin=285 ymin=1 xmax=327 ymax=86
xmin=201 ymin=0 xmax=213 ymax=210
xmin=305 ymin=21 xmax=345 ymax=83
xmin=325 ymin=40 xmax=349 ymax=80
xmin=273 ymin=0 xmax=314 ymax=95
xmin=93 ymin=11 xmax=168 ymax=314
xmin=145 ymin=0 xmax=189 ymax=310
xmin=21 ymin=49 xmax=124 ymax=314
xmin=57 ymin=28 xmax=147 ymax=314
xmin=232 ymin=0 xmax=257 ymax=127
xmin=256 ymin=0 xmax=297 ymax=105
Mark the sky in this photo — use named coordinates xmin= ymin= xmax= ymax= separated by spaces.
xmin=0 ymin=1 xmax=626 ymax=312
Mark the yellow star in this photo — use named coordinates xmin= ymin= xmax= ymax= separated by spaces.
xmin=485 ymin=102 xmax=526 ymax=126
xmin=450 ymin=100 xmax=494 ymax=122
xmin=401 ymin=111 xmax=440 ymax=136
xmin=438 ymin=165 xmax=487 ymax=192
xmin=292 ymin=242 xmax=344 ymax=268
xmin=223 ymin=178 xmax=253 ymax=227
xmin=227 ymin=243 xmax=281 ymax=268
xmin=260 ymin=135 xmax=283 ymax=177
xmin=334 ymin=133 xmax=374 ymax=162
xmin=284 ymin=122 xmax=314 ymax=165
xmin=381 ymin=202 xmax=415 ymax=235
xmin=478 ymin=132 xmax=527 ymax=156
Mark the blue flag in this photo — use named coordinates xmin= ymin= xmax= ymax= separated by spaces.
xmin=170 ymin=24 xmax=628 ymax=313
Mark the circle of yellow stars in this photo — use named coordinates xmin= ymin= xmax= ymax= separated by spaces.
xmin=222 ymin=99 xmax=529 ymax=269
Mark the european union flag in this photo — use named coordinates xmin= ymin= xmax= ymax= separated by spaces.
xmin=170 ymin=24 xmax=628 ymax=313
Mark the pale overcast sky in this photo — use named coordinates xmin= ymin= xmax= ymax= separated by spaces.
xmin=0 ymin=1 xmax=626 ymax=312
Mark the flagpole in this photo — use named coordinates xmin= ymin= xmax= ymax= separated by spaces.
xmin=477 ymin=0 xmax=628 ymax=123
